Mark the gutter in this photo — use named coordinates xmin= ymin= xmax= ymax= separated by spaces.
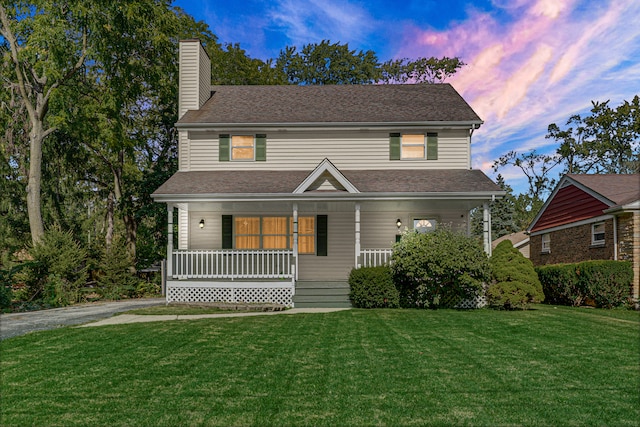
xmin=152 ymin=190 xmax=506 ymax=204
xmin=176 ymin=120 xmax=485 ymax=131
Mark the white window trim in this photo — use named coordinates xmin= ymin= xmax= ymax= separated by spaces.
xmin=231 ymin=135 xmax=255 ymax=161
xmin=591 ymin=222 xmax=605 ymax=246
xmin=541 ymin=233 xmax=551 ymax=253
xmin=401 ymin=134 xmax=426 ymax=160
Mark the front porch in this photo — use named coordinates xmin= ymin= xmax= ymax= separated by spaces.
xmin=166 ymin=248 xmax=393 ymax=307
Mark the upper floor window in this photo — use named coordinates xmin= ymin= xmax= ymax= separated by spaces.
xmin=390 ymin=133 xmax=438 ymax=160
xmin=219 ymin=134 xmax=266 ymax=162
xmin=592 ymin=223 xmax=605 ymax=245
xmin=231 ymin=135 xmax=255 ymax=160
xmin=541 ymin=233 xmax=550 ymax=253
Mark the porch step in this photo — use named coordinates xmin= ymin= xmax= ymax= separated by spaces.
xmin=294 ymin=281 xmax=351 ymax=308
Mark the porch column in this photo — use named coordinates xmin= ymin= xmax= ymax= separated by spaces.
xmin=355 ymin=203 xmax=361 ymax=268
xmin=293 ymin=203 xmax=298 ymax=280
xmin=483 ymin=202 xmax=492 ymax=256
xmin=167 ymin=205 xmax=173 ymax=278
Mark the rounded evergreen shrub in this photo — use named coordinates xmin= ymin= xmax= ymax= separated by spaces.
xmin=349 ymin=266 xmax=399 ymax=308
xmin=487 ymin=240 xmax=544 ymax=309
xmin=391 ymin=228 xmax=489 ymax=308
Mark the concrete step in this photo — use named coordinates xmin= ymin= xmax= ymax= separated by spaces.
xmin=293 ymin=281 xmax=351 ymax=308
xmin=294 ymin=301 xmax=352 ymax=309
xmin=295 ymin=287 xmax=350 ymax=296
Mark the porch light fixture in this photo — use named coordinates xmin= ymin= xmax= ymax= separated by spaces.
xmin=396 ymin=219 xmax=402 ymax=230
xmin=199 ymin=219 xmax=205 ymax=229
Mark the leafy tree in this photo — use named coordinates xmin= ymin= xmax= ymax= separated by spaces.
xmin=391 ymin=228 xmax=489 ymax=308
xmin=550 ymin=96 xmax=640 ymax=174
xmin=494 ymin=96 xmax=640 ymax=218
xmin=277 ymin=40 xmax=380 ymax=85
xmin=380 ymin=57 xmax=465 ymax=84
xmin=0 ymin=1 xmax=90 ymax=244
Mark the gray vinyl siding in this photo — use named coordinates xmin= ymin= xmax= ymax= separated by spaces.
xmin=189 ymin=212 xmax=222 ymax=249
xmin=183 ymin=129 xmax=470 ymax=171
xmin=178 ymin=40 xmax=210 ymax=119
xmin=298 ymin=211 xmax=355 ymax=281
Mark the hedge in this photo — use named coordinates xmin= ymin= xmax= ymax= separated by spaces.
xmin=349 ymin=266 xmax=399 ymax=308
xmin=536 ymin=260 xmax=633 ymax=308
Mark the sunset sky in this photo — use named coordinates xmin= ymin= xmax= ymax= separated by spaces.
xmin=173 ymin=0 xmax=640 ymax=195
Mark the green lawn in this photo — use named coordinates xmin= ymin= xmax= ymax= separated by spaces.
xmin=1 ymin=306 xmax=638 ymax=426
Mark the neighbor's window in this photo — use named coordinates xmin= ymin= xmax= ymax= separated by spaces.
xmin=414 ymin=218 xmax=437 ymax=233
xmin=401 ymin=134 xmax=425 ymax=159
xmin=541 ymin=233 xmax=551 ymax=253
xmin=234 ymin=216 xmax=315 ymax=254
xmin=231 ymin=135 xmax=255 ymax=160
xmin=592 ymin=223 xmax=605 ymax=245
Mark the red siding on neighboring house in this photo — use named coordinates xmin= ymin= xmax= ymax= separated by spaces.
xmin=531 ymin=185 xmax=609 ymax=232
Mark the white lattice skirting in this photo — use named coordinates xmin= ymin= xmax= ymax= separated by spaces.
xmin=167 ymin=281 xmax=294 ymax=307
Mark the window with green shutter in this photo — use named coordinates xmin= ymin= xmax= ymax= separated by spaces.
xmin=219 ymin=134 xmax=230 ymax=162
xmin=391 ymin=133 xmax=438 ymax=160
xmin=427 ymin=133 xmax=438 ymax=160
xmin=219 ymin=134 xmax=267 ymax=162
xmin=389 ymin=133 xmax=401 ymax=160
xmin=316 ymin=215 xmax=328 ymax=256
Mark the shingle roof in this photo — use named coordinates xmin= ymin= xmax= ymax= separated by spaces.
xmin=152 ymin=169 xmax=501 ymax=197
xmin=178 ymin=84 xmax=483 ymax=125
xmin=568 ymin=174 xmax=640 ymax=206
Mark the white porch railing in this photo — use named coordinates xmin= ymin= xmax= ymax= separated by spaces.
xmin=359 ymin=249 xmax=393 ymax=267
xmin=172 ymin=249 xmax=294 ymax=280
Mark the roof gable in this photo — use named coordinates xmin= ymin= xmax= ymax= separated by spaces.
xmin=528 ymin=174 xmax=640 ymax=232
xmin=293 ymin=158 xmax=359 ymax=194
xmin=177 ymin=84 xmax=483 ymax=126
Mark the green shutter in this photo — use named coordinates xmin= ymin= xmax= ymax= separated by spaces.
xmin=255 ymin=134 xmax=266 ymax=161
xmin=222 ymin=215 xmax=233 ymax=249
xmin=389 ymin=133 xmax=401 ymax=160
xmin=316 ymin=215 xmax=328 ymax=257
xmin=219 ymin=134 xmax=230 ymax=162
xmin=427 ymin=133 xmax=438 ymax=160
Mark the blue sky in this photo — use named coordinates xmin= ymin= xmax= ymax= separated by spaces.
xmin=173 ymin=0 xmax=640 ymax=195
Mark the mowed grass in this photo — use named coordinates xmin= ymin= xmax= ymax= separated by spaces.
xmin=1 ymin=306 xmax=638 ymax=426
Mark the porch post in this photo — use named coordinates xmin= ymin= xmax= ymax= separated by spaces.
xmin=293 ymin=203 xmax=298 ymax=280
xmin=355 ymin=203 xmax=361 ymax=268
xmin=483 ymin=202 xmax=492 ymax=256
xmin=167 ymin=205 xmax=173 ymax=278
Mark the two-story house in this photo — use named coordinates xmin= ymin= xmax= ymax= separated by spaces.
xmin=152 ymin=40 xmax=504 ymax=307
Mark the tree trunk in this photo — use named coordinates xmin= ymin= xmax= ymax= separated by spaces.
xmin=27 ymin=121 xmax=45 ymax=245
xmin=105 ymin=191 xmax=114 ymax=250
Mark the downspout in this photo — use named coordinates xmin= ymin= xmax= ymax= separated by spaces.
xmin=166 ymin=205 xmax=173 ymax=302
xmin=613 ymin=215 xmax=618 ymax=260
xmin=355 ymin=203 xmax=361 ymax=268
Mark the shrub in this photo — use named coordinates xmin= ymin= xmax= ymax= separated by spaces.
xmin=536 ymin=264 xmax=582 ymax=306
xmin=536 ymin=260 xmax=633 ymax=308
xmin=349 ymin=266 xmax=399 ymax=308
xmin=391 ymin=228 xmax=489 ymax=308
xmin=16 ymin=227 xmax=87 ymax=306
xmin=97 ymin=237 xmax=139 ymax=300
xmin=487 ymin=240 xmax=544 ymax=309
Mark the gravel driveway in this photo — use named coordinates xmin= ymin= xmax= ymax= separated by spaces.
xmin=0 ymin=298 xmax=166 ymax=340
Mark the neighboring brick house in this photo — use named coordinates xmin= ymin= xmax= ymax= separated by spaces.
xmin=528 ymin=174 xmax=640 ymax=301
